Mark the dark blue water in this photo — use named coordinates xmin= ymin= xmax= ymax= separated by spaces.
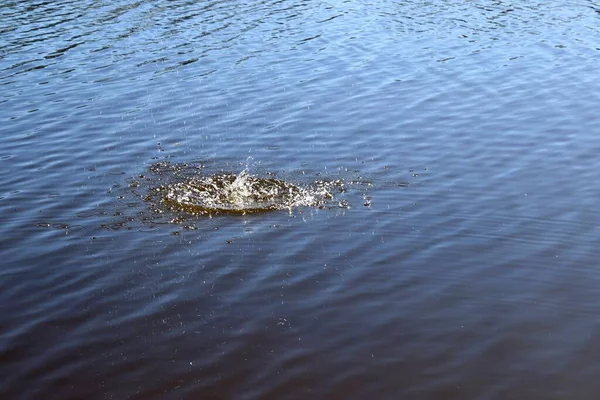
xmin=2 ymin=0 xmax=600 ymax=398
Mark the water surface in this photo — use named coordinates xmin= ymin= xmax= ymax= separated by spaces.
xmin=2 ymin=0 xmax=600 ymax=399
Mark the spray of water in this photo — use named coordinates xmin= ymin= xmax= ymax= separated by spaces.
xmin=155 ymin=168 xmax=338 ymax=215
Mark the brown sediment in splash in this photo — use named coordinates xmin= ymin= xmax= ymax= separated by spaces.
xmin=137 ymin=162 xmax=340 ymax=216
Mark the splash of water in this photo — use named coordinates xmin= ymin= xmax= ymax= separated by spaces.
xmin=157 ymin=169 xmax=336 ymax=215
xmin=225 ymin=170 xmax=254 ymax=207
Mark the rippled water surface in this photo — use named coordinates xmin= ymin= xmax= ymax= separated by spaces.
xmin=2 ymin=0 xmax=600 ymax=398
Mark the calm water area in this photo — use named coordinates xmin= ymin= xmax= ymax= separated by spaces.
xmin=2 ymin=0 xmax=600 ymax=398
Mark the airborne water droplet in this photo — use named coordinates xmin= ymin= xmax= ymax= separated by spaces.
xmin=143 ymin=165 xmax=339 ymax=216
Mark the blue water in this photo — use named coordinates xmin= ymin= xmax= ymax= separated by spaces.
xmin=2 ymin=1 xmax=600 ymax=398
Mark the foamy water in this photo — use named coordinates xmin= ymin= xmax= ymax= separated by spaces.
xmin=136 ymin=163 xmax=342 ymax=216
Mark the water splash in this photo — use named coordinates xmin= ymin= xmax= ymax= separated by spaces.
xmin=138 ymin=162 xmax=340 ymax=216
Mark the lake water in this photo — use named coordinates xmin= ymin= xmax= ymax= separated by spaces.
xmin=2 ymin=0 xmax=600 ymax=398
